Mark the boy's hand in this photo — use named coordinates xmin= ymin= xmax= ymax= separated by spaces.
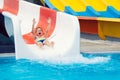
xmin=33 ymin=18 xmax=36 ymax=24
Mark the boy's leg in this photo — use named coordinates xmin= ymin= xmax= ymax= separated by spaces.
xmin=36 ymin=42 xmax=44 ymax=48
xmin=44 ymin=40 xmax=54 ymax=47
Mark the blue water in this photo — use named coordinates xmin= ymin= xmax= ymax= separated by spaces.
xmin=0 ymin=54 xmax=120 ymax=80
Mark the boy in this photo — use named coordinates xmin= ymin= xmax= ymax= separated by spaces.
xmin=32 ymin=18 xmax=54 ymax=49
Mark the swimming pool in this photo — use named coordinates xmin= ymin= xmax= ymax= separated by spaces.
xmin=0 ymin=53 xmax=120 ymax=80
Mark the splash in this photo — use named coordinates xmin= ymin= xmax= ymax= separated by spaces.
xmin=33 ymin=52 xmax=110 ymax=65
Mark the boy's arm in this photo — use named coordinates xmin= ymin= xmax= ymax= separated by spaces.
xmin=32 ymin=18 xmax=36 ymax=34
xmin=32 ymin=18 xmax=36 ymax=39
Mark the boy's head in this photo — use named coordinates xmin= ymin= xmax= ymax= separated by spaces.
xmin=34 ymin=27 xmax=44 ymax=37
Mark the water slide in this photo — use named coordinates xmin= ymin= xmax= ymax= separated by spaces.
xmin=1 ymin=0 xmax=80 ymax=60
xmin=45 ymin=0 xmax=120 ymax=18
xmin=104 ymin=0 xmax=120 ymax=11
xmin=45 ymin=0 xmax=100 ymax=17
xmin=85 ymin=0 xmax=120 ymax=18
xmin=0 ymin=0 xmax=111 ymax=64
xmin=44 ymin=0 xmax=65 ymax=11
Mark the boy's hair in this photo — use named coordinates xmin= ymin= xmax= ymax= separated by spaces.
xmin=34 ymin=27 xmax=45 ymax=36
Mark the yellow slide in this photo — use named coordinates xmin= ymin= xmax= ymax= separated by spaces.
xmin=85 ymin=0 xmax=107 ymax=11
xmin=104 ymin=0 xmax=120 ymax=11
xmin=60 ymin=0 xmax=87 ymax=12
xmin=49 ymin=0 xmax=87 ymax=12
xmin=49 ymin=0 xmax=65 ymax=11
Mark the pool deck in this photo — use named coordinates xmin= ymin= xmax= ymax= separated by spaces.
xmin=81 ymin=33 xmax=120 ymax=53
xmin=0 ymin=33 xmax=120 ymax=57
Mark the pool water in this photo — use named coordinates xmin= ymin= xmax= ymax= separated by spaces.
xmin=0 ymin=54 xmax=120 ymax=80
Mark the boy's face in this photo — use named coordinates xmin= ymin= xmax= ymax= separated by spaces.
xmin=36 ymin=27 xmax=43 ymax=36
